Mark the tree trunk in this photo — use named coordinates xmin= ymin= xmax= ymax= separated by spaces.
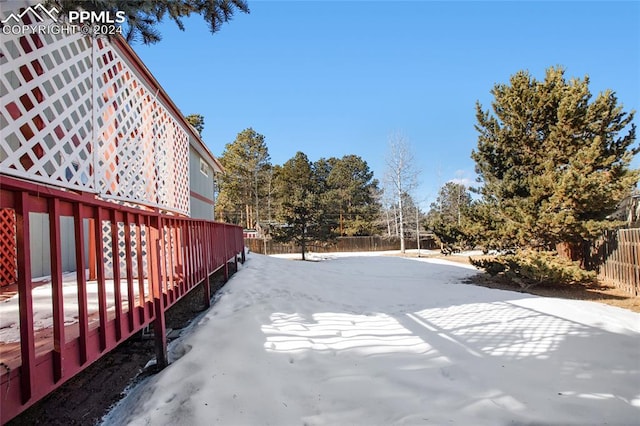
xmin=556 ymin=241 xmax=590 ymax=269
xmin=416 ymin=207 xmax=420 ymax=257
xmin=398 ymin=198 xmax=405 ymax=253
xmin=385 ymin=210 xmax=391 ymax=237
xmin=392 ymin=205 xmax=399 ymax=236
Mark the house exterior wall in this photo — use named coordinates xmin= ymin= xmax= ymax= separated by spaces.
xmin=28 ymin=214 xmax=92 ymax=278
xmin=1 ymin=1 xmax=225 ymax=279
xmin=189 ymin=146 xmax=216 ymax=220
xmin=0 ymin=4 xmax=243 ymax=418
xmin=1 ymin=2 xmax=191 ymax=216
xmin=0 ymin=173 xmax=246 ymax=424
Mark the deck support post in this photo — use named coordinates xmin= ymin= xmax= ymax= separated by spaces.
xmin=150 ymin=215 xmax=168 ymax=370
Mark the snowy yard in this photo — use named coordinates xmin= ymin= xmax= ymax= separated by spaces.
xmin=103 ymin=252 xmax=640 ymax=425
xmin=0 ymin=273 xmax=146 ymax=344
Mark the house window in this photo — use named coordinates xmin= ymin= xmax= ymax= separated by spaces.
xmin=200 ymin=158 xmax=209 ymax=177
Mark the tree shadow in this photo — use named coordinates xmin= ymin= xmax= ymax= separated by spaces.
xmin=396 ymin=300 xmax=639 ymax=425
xmin=257 ymin=256 xmax=639 ymax=425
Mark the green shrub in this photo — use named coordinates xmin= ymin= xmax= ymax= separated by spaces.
xmin=470 ymin=250 xmax=596 ymax=289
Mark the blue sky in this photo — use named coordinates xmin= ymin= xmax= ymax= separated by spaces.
xmin=133 ymin=1 xmax=640 ymax=207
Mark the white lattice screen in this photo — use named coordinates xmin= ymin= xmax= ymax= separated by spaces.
xmin=1 ymin=4 xmax=190 ymax=216
xmin=101 ymin=220 xmax=148 ymax=280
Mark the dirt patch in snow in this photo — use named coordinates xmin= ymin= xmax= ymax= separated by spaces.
xmin=397 ymin=252 xmax=639 ymax=313
xmin=6 ymin=264 xmax=236 ymax=426
xmin=429 ymin=253 xmax=640 ymax=313
xmin=465 ymin=271 xmax=640 ymax=313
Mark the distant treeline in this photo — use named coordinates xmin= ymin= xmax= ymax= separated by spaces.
xmin=245 ymin=236 xmax=438 ymax=255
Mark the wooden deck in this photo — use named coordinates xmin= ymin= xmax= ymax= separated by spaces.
xmin=0 ymin=175 xmax=245 ymax=424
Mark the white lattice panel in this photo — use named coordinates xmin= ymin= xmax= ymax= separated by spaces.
xmin=0 ymin=13 xmax=94 ymax=191
xmin=101 ymin=220 xmax=148 ymax=280
xmin=162 ymin=225 xmax=183 ymax=288
xmin=1 ymin=3 xmax=190 ymax=216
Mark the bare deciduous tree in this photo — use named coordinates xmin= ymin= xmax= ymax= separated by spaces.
xmin=384 ymin=132 xmax=420 ymax=253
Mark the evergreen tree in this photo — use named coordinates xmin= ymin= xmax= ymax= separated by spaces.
xmin=426 ymin=182 xmax=472 ymax=250
xmin=399 ymin=192 xmax=425 ymax=242
xmin=185 ymin=113 xmax=205 ymax=135
xmin=216 ymin=128 xmax=271 ymax=228
xmin=472 ymin=66 xmax=638 ymax=259
xmin=272 ymin=152 xmax=335 ymax=260
xmin=324 ymin=155 xmax=381 ymax=236
xmin=312 ymin=157 xmax=340 ymax=235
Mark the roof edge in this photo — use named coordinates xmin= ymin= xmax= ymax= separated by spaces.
xmin=112 ymin=36 xmax=224 ymax=173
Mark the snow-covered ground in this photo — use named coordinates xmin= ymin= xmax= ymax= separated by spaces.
xmin=103 ymin=252 xmax=640 ymax=425
xmin=0 ymin=272 xmax=145 ymax=343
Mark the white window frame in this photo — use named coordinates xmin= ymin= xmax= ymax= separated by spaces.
xmin=200 ymin=157 xmax=209 ymax=177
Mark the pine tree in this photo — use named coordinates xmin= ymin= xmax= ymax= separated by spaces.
xmin=272 ymin=152 xmax=335 ymax=260
xmin=472 ymin=66 xmax=638 ymax=260
xmin=216 ymin=128 xmax=271 ymax=228
xmin=185 ymin=114 xmax=205 ymax=135
xmin=426 ymin=182 xmax=472 ymax=251
xmin=324 ymin=155 xmax=381 ymax=236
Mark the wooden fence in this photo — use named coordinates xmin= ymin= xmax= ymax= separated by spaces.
xmin=245 ymin=235 xmax=438 ymax=255
xmin=590 ymin=228 xmax=639 ymax=296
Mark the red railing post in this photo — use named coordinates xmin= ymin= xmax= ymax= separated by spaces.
xmin=144 ymin=216 xmax=154 ymax=317
xmin=124 ymin=213 xmax=135 ymax=332
xmin=174 ymin=220 xmax=183 ymax=297
xmin=49 ymin=198 xmax=65 ymax=382
xmin=73 ymin=203 xmax=89 ymax=365
xmin=15 ymin=191 xmax=35 ymax=403
xmin=149 ymin=215 xmax=167 ymax=369
xmin=110 ymin=210 xmax=123 ymax=342
xmin=95 ymin=207 xmax=108 ymax=352
xmin=241 ymin=235 xmax=246 ymax=264
xmin=163 ymin=220 xmax=173 ymax=302
xmin=195 ymin=222 xmax=200 ymax=279
xmin=88 ymin=218 xmax=97 ymax=281
xmin=135 ymin=214 xmax=147 ymax=325
xmin=233 ymin=226 xmax=239 ymax=270
xmin=202 ymin=223 xmax=211 ymax=309
xmin=183 ymin=220 xmax=192 ymax=293
xmin=223 ymin=224 xmax=229 ymax=282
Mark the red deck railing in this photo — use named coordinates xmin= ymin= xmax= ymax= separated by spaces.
xmin=0 ymin=175 xmax=244 ymax=424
